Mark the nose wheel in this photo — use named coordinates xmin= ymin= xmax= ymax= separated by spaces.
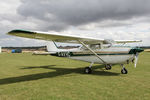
xmin=121 ymin=64 xmax=128 ymax=74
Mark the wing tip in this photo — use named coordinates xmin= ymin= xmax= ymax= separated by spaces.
xmin=7 ymin=29 xmax=35 ymax=35
xmin=8 ymin=29 xmax=32 ymax=33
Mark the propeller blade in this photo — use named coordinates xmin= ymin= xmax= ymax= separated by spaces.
xmin=134 ymin=53 xmax=139 ymax=68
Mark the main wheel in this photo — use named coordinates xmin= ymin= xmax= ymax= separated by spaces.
xmin=84 ymin=67 xmax=92 ymax=74
xmin=105 ymin=64 xmax=112 ymax=70
xmin=121 ymin=68 xmax=128 ymax=74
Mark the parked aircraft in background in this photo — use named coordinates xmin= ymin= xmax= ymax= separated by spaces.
xmin=7 ymin=29 xmax=144 ymax=74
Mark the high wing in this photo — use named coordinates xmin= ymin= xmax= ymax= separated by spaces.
xmin=7 ymin=29 xmax=142 ymax=44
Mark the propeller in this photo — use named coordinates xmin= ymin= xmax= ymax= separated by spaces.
xmin=131 ymin=48 xmax=144 ymax=68
xmin=134 ymin=53 xmax=139 ymax=68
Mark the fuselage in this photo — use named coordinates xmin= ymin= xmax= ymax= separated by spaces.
xmin=50 ymin=46 xmax=143 ymax=64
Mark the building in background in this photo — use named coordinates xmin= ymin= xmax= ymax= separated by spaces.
xmin=11 ymin=49 xmax=22 ymax=53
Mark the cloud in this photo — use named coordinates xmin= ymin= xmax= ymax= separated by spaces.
xmin=17 ymin=0 xmax=150 ymax=31
xmin=0 ymin=0 xmax=150 ymax=46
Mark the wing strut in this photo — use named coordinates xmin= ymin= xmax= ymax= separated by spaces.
xmin=78 ymin=40 xmax=106 ymax=64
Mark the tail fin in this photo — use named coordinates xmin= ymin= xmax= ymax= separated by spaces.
xmin=46 ymin=41 xmax=59 ymax=52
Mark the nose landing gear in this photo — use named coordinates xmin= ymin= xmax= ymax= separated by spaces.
xmin=121 ymin=64 xmax=128 ymax=74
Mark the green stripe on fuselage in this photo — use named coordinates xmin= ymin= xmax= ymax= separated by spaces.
xmin=51 ymin=52 xmax=131 ymax=57
xmin=70 ymin=53 xmax=130 ymax=56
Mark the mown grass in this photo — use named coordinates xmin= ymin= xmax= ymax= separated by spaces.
xmin=0 ymin=52 xmax=149 ymax=100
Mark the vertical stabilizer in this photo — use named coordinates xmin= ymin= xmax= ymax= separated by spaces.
xmin=46 ymin=41 xmax=59 ymax=52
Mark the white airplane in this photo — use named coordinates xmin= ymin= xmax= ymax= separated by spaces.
xmin=7 ymin=29 xmax=144 ymax=74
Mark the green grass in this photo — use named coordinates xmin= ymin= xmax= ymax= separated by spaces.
xmin=0 ymin=52 xmax=149 ymax=100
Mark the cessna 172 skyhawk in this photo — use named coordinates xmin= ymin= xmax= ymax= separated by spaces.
xmin=7 ymin=30 xmax=144 ymax=74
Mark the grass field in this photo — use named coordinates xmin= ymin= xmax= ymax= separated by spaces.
xmin=0 ymin=52 xmax=149 ymax=100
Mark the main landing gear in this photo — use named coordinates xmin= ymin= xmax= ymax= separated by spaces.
xmin=84 ymin=63 xmax=113 ymax=74
xmin=121 ymin=64 xmax=128 ymax=74
xmin=84 ymin=62 xmax=93 ymax=74
xmin=105 ymin=64 xmax=112 ymax=70
xmin=84 ymin=63 xmax=128 ymax=74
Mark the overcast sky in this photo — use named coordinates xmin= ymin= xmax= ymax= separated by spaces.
xmin=0 ymin=0 xmax=150 ymax=46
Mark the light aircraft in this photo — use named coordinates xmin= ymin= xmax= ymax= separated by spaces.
xmin=7 ymin=29 xmax=144 ymax=74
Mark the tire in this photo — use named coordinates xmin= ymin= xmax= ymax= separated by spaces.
xmin=84 ymin=67 xmax=92 ymax=74
xmin=105 ymin=64 xmax=112 ymax=70
xmin=121 ymin=68 xmax=128 ymax=74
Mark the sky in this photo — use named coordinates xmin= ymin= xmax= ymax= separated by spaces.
xmin=0 ymin=0 xmax=150 ymax=47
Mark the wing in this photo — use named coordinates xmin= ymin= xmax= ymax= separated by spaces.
xmin=7 ymin=29 xmax=142 ymax=44
xmin=7 ymin=29 xmax=105 ymax=44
